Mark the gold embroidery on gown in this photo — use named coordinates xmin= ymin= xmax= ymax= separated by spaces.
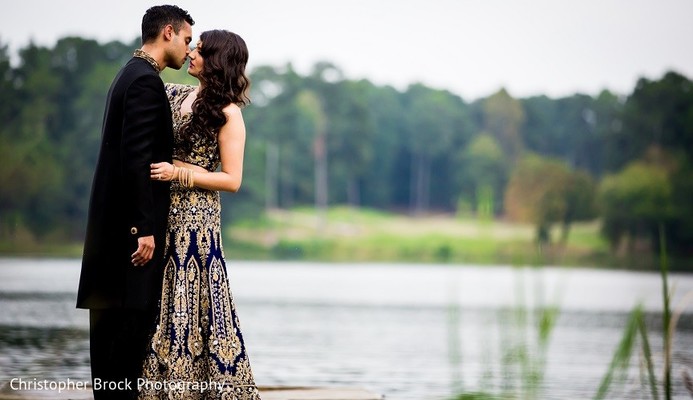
xmin=139 ymin=84 xmax=261 ymax=400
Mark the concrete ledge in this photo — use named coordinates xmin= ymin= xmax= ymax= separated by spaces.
xmin=259 ymin=386 xmax=382 ymax=399
xmin=0 ymin=385 xmax=383 ymax=400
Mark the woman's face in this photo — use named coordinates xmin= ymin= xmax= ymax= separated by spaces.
xmin=187 ymin=41 xmax=204 ymax=78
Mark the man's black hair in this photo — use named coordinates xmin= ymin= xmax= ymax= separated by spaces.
xmin=141 ymin=5 xmax=194 ymax=44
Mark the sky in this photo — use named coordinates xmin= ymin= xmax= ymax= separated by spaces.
xmin=3 ymin=0 xmax=693 ymax=100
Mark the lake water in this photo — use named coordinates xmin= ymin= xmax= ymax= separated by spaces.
xmin=1 ymin=258 xmax=692 ymax=399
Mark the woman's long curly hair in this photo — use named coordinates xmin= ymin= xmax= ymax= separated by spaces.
xmin=183 ymin=30 xmax=250 ymax=150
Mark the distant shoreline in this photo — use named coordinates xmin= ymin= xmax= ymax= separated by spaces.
xmin=1 ymin=208 xmax=687 ymax=271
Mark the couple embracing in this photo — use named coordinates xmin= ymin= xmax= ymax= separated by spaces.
xmin=76 ymin=5 xmax=260 ymax=400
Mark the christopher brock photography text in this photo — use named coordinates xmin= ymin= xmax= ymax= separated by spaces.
xmin=8 ymin=377 xmax=227 ymax=393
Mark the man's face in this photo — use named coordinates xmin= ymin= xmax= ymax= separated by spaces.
xmin=166 ymin=22 xmax=193 ymax=70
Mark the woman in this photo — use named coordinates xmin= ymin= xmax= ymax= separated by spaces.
xmin=138 ymin=30 xmax=261 ymax=400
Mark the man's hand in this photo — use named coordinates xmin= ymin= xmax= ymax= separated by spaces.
xmin=131 ymin=235 xmax=155 ymax=266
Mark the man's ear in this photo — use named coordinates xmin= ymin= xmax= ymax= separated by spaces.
xmin=163 ymin=24 xmax=174 ymax=41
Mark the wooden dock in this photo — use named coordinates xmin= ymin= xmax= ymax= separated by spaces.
xmin=0 ymin=385 xmax=383 ymax=400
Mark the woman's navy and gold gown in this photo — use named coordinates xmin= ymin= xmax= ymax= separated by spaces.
xmin=139 ymin=84 xmax=260 ymax=400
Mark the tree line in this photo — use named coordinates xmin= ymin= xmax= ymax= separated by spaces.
xmin=0 ymin=36 xmax=691 ymax=261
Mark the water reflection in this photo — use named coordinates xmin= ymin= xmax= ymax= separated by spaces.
xmin=0 ymin=326 xmax=90 ymax=380
xmin=0 ymin=258 xmax=692 ymax=399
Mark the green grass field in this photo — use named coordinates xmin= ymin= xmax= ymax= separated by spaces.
xmin=1 ymin=206 xmax=662 ymax=268
xmin=224 ymin=206 xmax=614 ymax=267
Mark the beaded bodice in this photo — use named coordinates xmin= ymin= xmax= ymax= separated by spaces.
xmin=165 ymin=83 xmax=220 ymax=172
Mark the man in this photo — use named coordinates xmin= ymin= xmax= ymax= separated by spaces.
xmin=76 ymin=5 xmax=193 ymax=399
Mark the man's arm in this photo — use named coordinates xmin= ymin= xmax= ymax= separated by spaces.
xmin=121 ymin=74 xmax=166 ymax=265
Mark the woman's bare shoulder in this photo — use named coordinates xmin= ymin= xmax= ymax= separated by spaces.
xmin=223 ymin=102 xmax=242 ymax=116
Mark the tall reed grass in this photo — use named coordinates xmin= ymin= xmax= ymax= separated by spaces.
xmin=448 ymin=249 xmax=560 ymax=400
xmin=450 ymin=224 xmax=692 ymax=400
xmin=596 ymin=224 xmax=692 ymax=399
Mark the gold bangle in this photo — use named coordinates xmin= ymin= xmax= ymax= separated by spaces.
xmin=180 ymin=168 xmax=187 ymax=187
xmin=178 ymin=167 xmax=194 ymax=188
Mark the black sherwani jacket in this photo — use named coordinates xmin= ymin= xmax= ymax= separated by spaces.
xmin=77 ymin=57 xmax=172 ymax=310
